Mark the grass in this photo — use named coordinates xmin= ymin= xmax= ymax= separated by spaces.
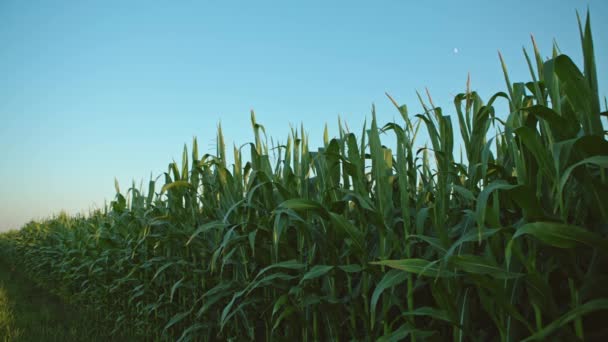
xmin=0 ymin=260 xmax=141 ymax=341
xmin=0 ymin=10 xmax=607 ymax=342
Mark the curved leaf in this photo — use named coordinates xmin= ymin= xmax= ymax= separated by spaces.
xmin=371 ymin=259 xmax=454 ymax=278
xmin=513 ymin=222 xmax=608 ymax=250
xmin=371 ymin=269 xmax=407 ymax=326
xmin=523 ymin=299 xmax=608 ymax=341
xmin=299 ymin=265 xmax=333 ymax=285
xmin=160 ymin=180 xmax=191 ymax=194
xmin=449 ymin=254 xmax=522 ymax=279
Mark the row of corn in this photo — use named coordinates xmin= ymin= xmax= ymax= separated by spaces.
xmin=1 ymin=12 xmax=607 ymax=341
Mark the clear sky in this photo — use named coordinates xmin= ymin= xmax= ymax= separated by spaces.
xmin=1 ymin=0 xmax=606 ymax=231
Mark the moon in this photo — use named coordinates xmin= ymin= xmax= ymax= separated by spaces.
xmin=453 ymin=48 xmax=459 ymax=54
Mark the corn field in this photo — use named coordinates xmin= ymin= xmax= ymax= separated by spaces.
xmin=1 ymin=11 xmax=607 ymax=342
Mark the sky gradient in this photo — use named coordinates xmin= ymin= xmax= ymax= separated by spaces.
xmin=1 ymin=0 xmax=607 ymax=231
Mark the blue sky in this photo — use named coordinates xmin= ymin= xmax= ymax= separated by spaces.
xmin=1 ymin=0 xmax=606 ymax=231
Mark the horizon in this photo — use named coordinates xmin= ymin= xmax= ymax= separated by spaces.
xmin=1 ymin=0 xmax=607 ymax=231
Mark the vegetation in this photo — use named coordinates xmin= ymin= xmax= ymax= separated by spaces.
xmin=0 ymin=258 xmax=139 ymax=341
xmin=1 ymin=11 xmax=607 ymax=341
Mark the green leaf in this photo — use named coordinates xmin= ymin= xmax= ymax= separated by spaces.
xmin=170 ymin=276 xmax=185 ymax=303
xmin=163 ymin=309 xmax=193 ymax=335
xmin=152 ymin=261 xmax=176 ymax=282
xmin=559 ymin=156 xmax=608 ymax=199
xmin=371 ymin=259 xmax=454 ymax=278
xmin=401 ymin=306 xmax=453 ymax=323
xmin=522 ymin=105 xmax=578 ymax=140
xmin=452 ymin=185 xmax=476 ymax=202
xmin=444 ymin=227 xmax=501 ymax=259
xmin=407 ymin=234 xmax=447 ymax=254
xmin=377 ymin=324 xmax=436 ymax=342
xmin=197 ymin=282 xmax=236 ymax=318
xmin=299 ymin=265 xmax=333 ymax=285
xmin=176 ymin=323 xmax=206 ymax=342
xmin=554 ymin=54 xmax=602 ymax=136
xmin=523 ymin=299 xmax=608 ymax=341
xmin=278 ymin=199 xmax=329 ymax=219
xmin=514 ymin=126 xmax=554 ymax=180
xmin=513 ymin=222 xmax=608 ymax=250
xmin=161 ymin=180 xmax=191 ymax=194
xmin=272 ymin=306 xmax=295 ymax=331
xmin=449 ymin=255 xmax=521 ymax=279
xmin=255 ymin=259 xmax=306 ymax=280
xmin=272 ymin=294 xmax=289 ymax=318
xmin=371 ymin=269 xmax=407 ymax=326
xmin=329 ymin=212 xmax=365 ymax=253
xmin=186 ymin=221 xmax=227 ymax=246
xmin=476 ymin=181 xmax=519 ymax=240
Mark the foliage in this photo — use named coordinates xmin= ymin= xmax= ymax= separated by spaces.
xmin=0 ymin=257 xmax=140 ymax=341
xmin=1 ymin=11 xmax=607 ymax=342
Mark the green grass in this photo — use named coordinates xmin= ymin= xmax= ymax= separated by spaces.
xmin=0 ymin=260 xmax=141 ymax=341
xmin=0 ymin=10 xmax=607 ymax=342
